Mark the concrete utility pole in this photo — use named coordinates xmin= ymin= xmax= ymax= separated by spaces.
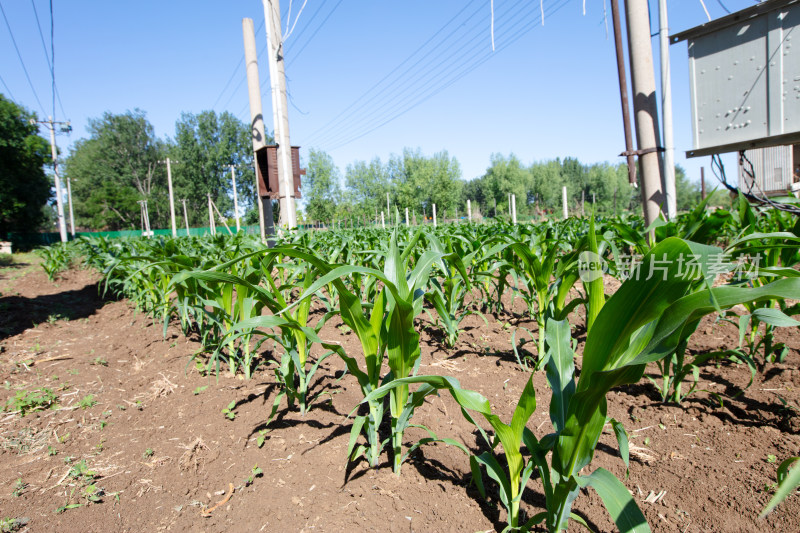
xmin=242 ymin=17 xmax=269 ymax=242
xmin=46 ymin=117 xmax=68 ymax=242
xmin=381 ymin=211 xmax=385 ymax=229
xmin=625 ymin=0 xmax=665 ymax=230
xmin=610 ymin=0 xmax=637 ymax=186
xmin=405 ymin=207 xmax=409 ymax=226
xmin=180 ymin=199 xmax=190 ymax=235
xmin=263 ymin=0 xmax=297 ymax=230
xmin=208 ymin=194 xmax=216 ymax=235
xmin=230 ymin=165 xmax=241 ymax=232
xmin=66 ymin=177 xmax=75 ymax=237
xmin=433 ymin=204 xmax=437 ymax=227
xmin=658 ymin=0 xmax=677 ymax=219
xmin=467 ymin=199 xmax=472 ymax=221
xmin=562 ymin=186 xmax=568 ymax=219
xmin=166 ymin=158 xmax=177 ymax=237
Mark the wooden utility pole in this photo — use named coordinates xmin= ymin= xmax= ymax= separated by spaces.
xmin=167 ymin=158 xmax=177 ymax=237
xmin=625 ymin=0 xmax=665 ymax=231
xmin=263 ymin=0 xmax=297 ymax=230
xmin=701 ymin=167 xmax=706 ymax=200
xmin=243 ymin=18 xmax=271 ymax=242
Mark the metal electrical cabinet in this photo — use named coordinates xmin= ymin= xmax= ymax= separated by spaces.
xmin=672 ymin=0 xmax=800 ymax=157
xmin=255 ymin=145 xmax=305 ymax=199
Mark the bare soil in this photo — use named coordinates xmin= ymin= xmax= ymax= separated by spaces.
xmin=0 ymin=261 xmax=798 ymax=532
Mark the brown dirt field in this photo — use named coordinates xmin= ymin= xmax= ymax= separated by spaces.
xmin=0 ymin=260 xmax=798 ymax=532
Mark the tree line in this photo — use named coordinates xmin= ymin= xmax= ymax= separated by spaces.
xmin=1 ymin=91 xmax=703 ymax=236
xmin=303 ymin=150 xmax=702 ymax=224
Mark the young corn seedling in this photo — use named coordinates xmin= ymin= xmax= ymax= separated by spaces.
xmin=365 ymin=236 xmax=800 ymax=531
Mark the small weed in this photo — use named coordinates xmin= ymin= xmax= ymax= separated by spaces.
xmin=48 ymin=446 xmax=58 ymax=456
xmin=67 ymin=369 xmax=78 ymax=375
xmin=63 ymin=456 xmax=73 ymax=464
xmin=47 ymin=313 xmax=66 ymax=325
xmin=193 ymin=385 xmax=208 ymax=395
xmin=257 ymin=429 xmax=269 ymax=448
xmin=4 ymin=387 xmax=57 ymax=416
xmin=143 ymin=448 xmax=154 ymax=459
xmin=90 ymin=357 xmax=108 ymax=367
xmin=644 ymin=437 xmax=651 ymax=446
xmin=245 ymin=465 xmax=263 ymax=486
xmin=221 ymin=400 xmax=237 ymax=420
xmin=99 ymin=421 xmax=107 ymax=430
xmin=0 ymin=517 xmax=29 ymax=532
xmin=116 ymin=404 xmax=126 ymax=411
xmin=58 ymin=432 xmax=70 ymax=444
xmin=11 ymin=479 xmax=26 ymax=498
xmin=78 ymin=395 xmax=96 ymax=409
xmin=767 ymin=454 xmax=777 ymax=463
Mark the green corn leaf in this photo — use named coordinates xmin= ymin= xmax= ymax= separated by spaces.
xmin=750 ymin=307 xmax=800 ymax=328
xmin=577 ymin=468 xmax=651 ymax=533
xmin=545 ymin=319 xmax=575 ymax=434
xmin=761 ymin=457 xmax=800 ymax=517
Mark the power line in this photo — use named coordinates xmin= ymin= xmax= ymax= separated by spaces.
xmin=285 ymin=0 xmax=345 ymax=67
xmin=304 ymin=0 xmax=484 ymax=145
xmin=0 ymin=0 xmax=47 ymax=115
xmin=308 ymin=0 xmax=537 ymax=148
xmin=0 ymin=72 xmax=16 ymax=101
xmin=319 ymin=0 xmax=572 ymax=152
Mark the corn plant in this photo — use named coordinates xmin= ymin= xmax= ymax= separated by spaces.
xmin=365 ymin=236 xmax=800 ymax=531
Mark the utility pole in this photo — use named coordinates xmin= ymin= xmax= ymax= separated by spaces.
xmin=242 ymin=17 xmax=270 ymax=242
xmin=562 ymin=186 xmax=568 ymax=219
xmin=658 ymin=0 xmax=677 ymax=219
xmin=433 ymin=204 xmax=437 ymax=227
xmin=405 ymin=207 xmax=409 ymax=226
xmin=625 ymin=0 xmax=665 ymax=231
xmin=166 ymin=158 xmax=177 ymax=237
xmin=467 ymin=199 xmax=472 ymax=221
xmin=230 ymin=165 xmax=241 ymax=232
xmin=208 ymin=194 xmax=216 ymax=235
xmin=701 ymin=167 xmax=706 ymax=200
xmin=610 ymin=0 xmax=637 ymax=186
xmin=180 ymin=199 xmax=190 ymax=235
xmin=386 ymin=192 xmax=390 ymax=225
xmin=66 ymin=177 xmax=75 ymax=237
xmin=45 ymin=117 xmax=68 ymax=242
xmin=263 ymin=0 xmax=297 ymax=229
xmin=511 ymin=194 xmax=517 ymax=225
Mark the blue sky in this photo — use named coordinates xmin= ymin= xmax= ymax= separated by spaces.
xmin=1 ymin=0 xmax=755 ymax=193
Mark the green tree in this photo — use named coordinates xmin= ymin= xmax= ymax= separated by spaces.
xmin=475 ymin=153 xmax=531 ymax=216
xmin=345 ymin=157 xmax=390 ymax=220
xmin=0 ymin=95 xmax=52 ymax=237
xmin=392 ymin=148 xmax=462 ymax=220
xmin=170 ymin=110 xmax=254 ymax=227
xmin=674 ymin=164 xmax=702 ymax=212
xmin=303 ymin=149 xmax=341 ymax=223
xmin=65 ymin=109 xmax=166 ymax=230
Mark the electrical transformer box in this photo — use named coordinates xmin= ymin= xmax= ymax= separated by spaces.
xmin=672 ymin=0 xmax=800 ymax=157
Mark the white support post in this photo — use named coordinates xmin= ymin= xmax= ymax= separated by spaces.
xmin=66 ymin=177 xmax=76 ymax=237
xmin=511 ymin=194 xmax=517 ymax=225
xmin=467 ymin=199 xmax=472 ymax=221
xmin=562 ymin=186 xmax=568 ymax=219
xmin=181 ymin=199 xmax=190 ymax=236
xmin=405 ymin=207 xmax=409 ymax=226
xmin=167 ymin=158 xmax=177 ymax=237
xmin=208 ymin=194 xmax=216 ymax=235
xmin=433 ymin=204 xmax=437 ymax=227
xmin=381 ymin=211 xmax=385 ymax=229
xmin=230 ymin=165 xmax=241 ymax=232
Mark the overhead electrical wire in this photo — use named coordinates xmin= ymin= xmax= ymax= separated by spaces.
xmin=0 ymin=72 xmax=16 ymax=101
xmin=235 ymin=0 xmax=341 ymax=122
xmin=0 ymin=0 xmax=47 ymax=115
xmin=309 ymin=0 xmax=572 ymax=152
